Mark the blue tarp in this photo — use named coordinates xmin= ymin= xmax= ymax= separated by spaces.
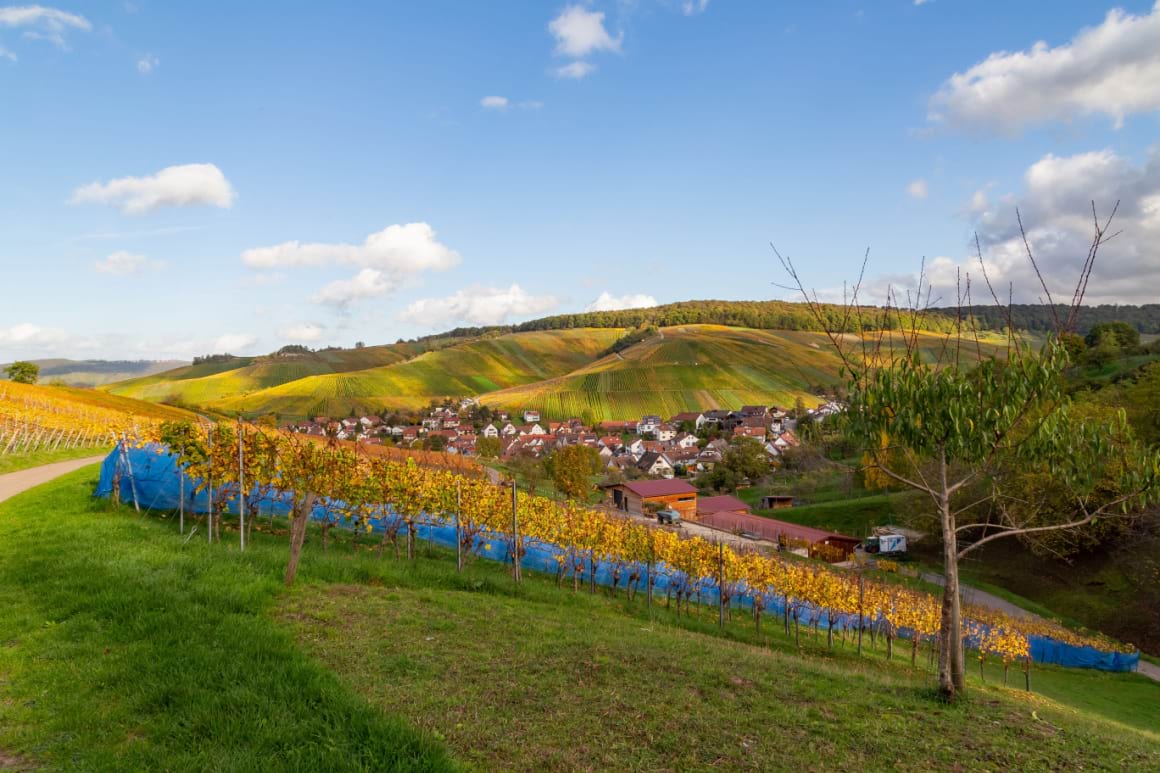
xmin=95 ymin=445 xmax=1140 ymax=673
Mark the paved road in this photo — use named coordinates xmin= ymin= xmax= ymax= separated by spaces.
xmin=0 ymin=455 xmax=107 ymax=506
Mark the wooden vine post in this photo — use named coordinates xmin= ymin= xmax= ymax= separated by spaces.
xmin=717 ymin=540 xmax=725 ymax=631
xmin=237 ymin=423 xmax=246 ymax=552
xmin=510 ymin=480 xmax=521 ymax=583
xmin=455 ymin=477 xmax=463 ymax=573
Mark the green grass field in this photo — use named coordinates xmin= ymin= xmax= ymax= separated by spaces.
xmin=0 ymin=445 xmax=109 ymax=475
xmin=1 ymin=468 xmax=1156 ymax=770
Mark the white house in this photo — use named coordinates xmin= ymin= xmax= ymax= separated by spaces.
xmin=481 ymin=423 xmax=499 ymax=438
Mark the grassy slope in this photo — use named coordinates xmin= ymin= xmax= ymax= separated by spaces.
xmin=0 ymin=445 xmax=108 ymax=475
xmin=0 ymin=469 xmax=451 ymax=771
xmin=213 ymin=329 xmax=626 ymax=418
xmin=1 ymin=471 xmax=1157 ymax=770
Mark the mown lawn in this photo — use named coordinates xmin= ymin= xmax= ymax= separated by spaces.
xmin=1 ymin=467 xmax=1157 ymax=770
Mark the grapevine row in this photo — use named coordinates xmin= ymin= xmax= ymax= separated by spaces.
xmin=154 ymin=420 xmax=1129 ymax=670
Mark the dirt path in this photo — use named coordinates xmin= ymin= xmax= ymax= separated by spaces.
xmin=0 ymin=455 xmax=107 ymax=506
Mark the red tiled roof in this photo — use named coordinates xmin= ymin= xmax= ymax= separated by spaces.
xmin=698 ymin=510 xmax=858 ymax=545
xmin=620 ymin=479 xmax=698 ymax=498
xmin=697 ymin=494 xmax=751 ymax=515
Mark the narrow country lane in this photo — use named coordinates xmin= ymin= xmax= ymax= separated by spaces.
xmin=0 ymin=456 xmax=107 ymax=506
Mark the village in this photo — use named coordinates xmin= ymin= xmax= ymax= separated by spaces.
xmin=287 ymin=399 xmax=863 ymax=562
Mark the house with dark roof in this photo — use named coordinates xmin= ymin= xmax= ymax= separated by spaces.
xmin=604 ymin=479 xmax=698 ymax=520
xmin=636 ymin=451 xmax=674 ymax=478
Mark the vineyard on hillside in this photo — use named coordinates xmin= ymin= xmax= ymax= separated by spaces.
xmin=106 ymin=422 xmax=1136 ymax=677
xmin=0 ymin=381 xmax=196 ymax=455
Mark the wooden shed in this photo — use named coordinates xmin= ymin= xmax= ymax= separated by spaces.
xmin=605 ymin=479 xmax=698 ymax=520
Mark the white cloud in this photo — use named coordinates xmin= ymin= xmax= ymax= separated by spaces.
xmin=242 ymin=222 xmax=459 ymax=274
xmin=136 ymin=53 xmax=158 ymax=74
xmin=311 ymin=268 xmax=394 ymax=308
xmin=914 ymin=0 xmax=931 ymax=6
xmin=555 ymin=60 xmax=595 ymax=79
xmin=480 ymin=95 xmax=509 ymax=109
xmin=0 ymin=322 xmax=68 ymax=347
xmin=0 ymin=45 xmax=15 ymax=61
xmin=682 ymin=0 xmax=710 ymax=15
xmin=584 ymin=291 xmax=659 ymax=312
xmin=212 ymin=333 xmax=256 ymax=353
xmin=93 ymin=250 xmax=162 ymax=275
xmin=0 ymin=5 xmax=90 ymax=50
xmin=965 ymin=188 xmax=989 ymax=215
xmin=519 ymin=99 xmax=544 ymax=110
xmin=929 ymin=2 xmax=1160 ymax=133
xmin=869 ymin=149 xmax=1160 ymax=307
xmin=906 ymin=179 xmax=929 ymax=199
xmin=279 ymin=323 xmax=324 ymax=343
xmin=548 ymin=5 xmax=621 ymax=58
xmin=399 ymin=284 xmax=559 ymax=328
xmin=71 ymin=163 xmax=236 ymax=214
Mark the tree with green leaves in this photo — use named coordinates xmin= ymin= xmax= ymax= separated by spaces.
xmin=475 ymin=436 xmax=501 ymax=458
xmin=695 ymin=436 xmax=770 ymax=492
xmin=4 ymin=361 xmax=39 ymax=384
xmin=1084 ymin=321 xmax=1139 ymax=350
xmin=550 ymin=444 xmax=601 ymax=500
xmin=777 ymin=206 xmax=1160 ymax=701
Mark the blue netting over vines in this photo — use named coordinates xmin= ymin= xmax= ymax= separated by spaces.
xmin=94 ymin=445 xmax=1140 ymax=673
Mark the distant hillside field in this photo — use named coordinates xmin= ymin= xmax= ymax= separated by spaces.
xmin=479 ymin=326 xmax=1011 ymax=421
xmin=98 ymin=323 xmax=1014 ymax=421
xmin=208 ymin=328 xmax=626 ymax=418
xmin=103 ymin=343 xmax=428 ymax=408
xmin=0 ymin=359 xmax=186 ymax=387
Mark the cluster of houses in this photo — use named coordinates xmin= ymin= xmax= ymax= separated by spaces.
xmin=289 ymin=402 xmax=842 ymax=479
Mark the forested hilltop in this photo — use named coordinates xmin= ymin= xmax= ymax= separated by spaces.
xmin=413 ymin=300 xmax=1160 ymax=343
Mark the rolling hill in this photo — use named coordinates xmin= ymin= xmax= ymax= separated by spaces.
xmin=104 ymin=343 xmax=430 ymax=409
xmin=1 ymin=359 xmax=187 ymax=387
xmin=208 ymin=328 xmax=627 ymax=418
xmin=98 ymin=322 xmax=1015 ymax=422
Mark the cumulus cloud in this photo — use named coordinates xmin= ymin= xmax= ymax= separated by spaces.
xmin=929 ymin=2 xmax=1160 ymax=133
xmin=399 ymin=284 xmax=559 ymax=327
xmin=279 ymin=323 xmax=324 ymax=343
xmin=71 ymin=163 xmax=236 ymax=214
xmin=681 ymin=0 xmax=710 ymax=15
xmin=213 ymin=333 xmax=256 ymax=353
xmin=0 ymin=5 xmax=90 ymax=50
xmin=480 ymin=95 xmax=509 ymax=110
xmin=242 ymin=222 xmax=459 ymax=273
xmin=93 ymin=250 xmax=162 ymax=275
xmin=906 ymin=179 xmax=929 ymax=199
xmin=548 ymin=5 xmax=621 ymax=57
xmin=554 ymin=60 xmax=595 ymax=79
xmin=0 ymin=322 xmax=68 ymax=347
xmin=136 ymin=53 xmax=158 ymax=74
xmin=311 ymin=268 xmax=393 ymax=308
xmin=847 ymin=150 xmax=1160 ymax=308
xmin=584 ymin=291 xmax=659 ymax=312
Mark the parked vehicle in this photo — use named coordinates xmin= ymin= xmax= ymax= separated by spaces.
xmin=857 ymin=532 xmax=908 ymax=558
xmin=656 ymin=508 xmax=682 ymax=525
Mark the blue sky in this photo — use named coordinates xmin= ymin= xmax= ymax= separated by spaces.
xmin=2 ymin=1 xmax=1159 ymax=359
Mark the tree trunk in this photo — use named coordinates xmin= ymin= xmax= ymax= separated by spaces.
xmin=284 ymin=493 xmax=317 ymax=586
xmin=936 ymin=485 xmax=966 ymax=700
